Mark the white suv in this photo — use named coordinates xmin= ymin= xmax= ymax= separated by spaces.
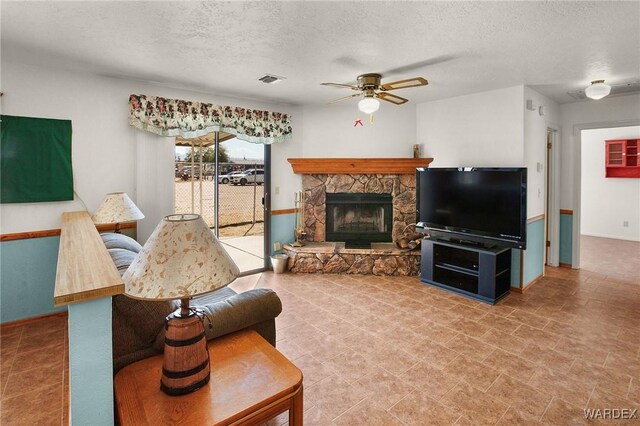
xmin=231 ymin=169 xmax=264 ymax=186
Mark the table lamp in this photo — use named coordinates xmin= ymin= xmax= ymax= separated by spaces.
xmin=122 ymin=213 xmax=240 ymax=396
xmin=92 ymin=192 xmax=144 ymax=233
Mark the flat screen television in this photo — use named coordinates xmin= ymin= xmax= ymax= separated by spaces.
xmin=416 ymin=167 xmax=527 ymax=249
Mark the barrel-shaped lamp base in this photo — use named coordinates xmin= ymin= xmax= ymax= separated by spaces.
xmin=160 ymin=308 xmax=210 ymax=396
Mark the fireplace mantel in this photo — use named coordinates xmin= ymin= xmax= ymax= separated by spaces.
xmin=287 ymin=158 xmax=433 ymax=175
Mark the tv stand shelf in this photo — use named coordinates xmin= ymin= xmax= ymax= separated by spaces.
xmin=420 ymin=237 xmax=511 ymax=304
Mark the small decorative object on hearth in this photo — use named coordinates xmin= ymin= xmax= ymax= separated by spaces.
xmin=92 ymin=192 xmax=144 ymax=233
xmin=292 ymin=191 xmax=306 ymax=247
xmin=122 ymin=214 xmax=239 ymax=396
xmin=413 ymin=144 xmax=421 ymax=158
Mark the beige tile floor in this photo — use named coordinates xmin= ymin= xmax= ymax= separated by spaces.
xmin=580 ymin=235 xmax=640 ymax=280
xmin=0 ymin=314 xmax=68 ymax=425
xmin=259 ymin=267 xmax=639 ymax=425
xmin=1 ymin=264 xmax=639 ymax=425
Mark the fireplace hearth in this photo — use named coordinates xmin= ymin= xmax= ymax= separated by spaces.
xmin=326 ymin=193 xmax=392 ymax=248
xmin=286 ymin=158 xmax=433 ymax=276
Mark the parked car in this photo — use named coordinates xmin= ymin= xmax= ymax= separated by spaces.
xmin=231 ymin=169 xmax=264 ymax=186
xmin=218 ymin=171 xmax=243 ymax=184
xmin=179 ymin=166 xmax=203 ymax=181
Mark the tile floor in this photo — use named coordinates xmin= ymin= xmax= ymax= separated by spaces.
xmin=1 ymin=264 xmax=639 ymax=425
xmin=0 ymin=313 xmax=68 ymax=425
xmin=580 ymin=235 xmax=640 ymax=280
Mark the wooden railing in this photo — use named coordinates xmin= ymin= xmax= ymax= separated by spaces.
xmin=54 ymin=211 xmax=124 ymax=306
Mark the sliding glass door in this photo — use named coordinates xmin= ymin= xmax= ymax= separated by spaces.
xmin=174 ymin=133 xmax=269 ymax=274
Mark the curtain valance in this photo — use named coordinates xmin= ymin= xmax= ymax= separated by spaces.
xmin=128 ymin=94 xmax=292 ymax=144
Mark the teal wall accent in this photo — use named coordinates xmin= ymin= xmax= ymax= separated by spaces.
xmin=270 ymin=213 xmax=296 ymax=255
xmin=68 ymin=297 xmax=114 ymax=425
xmin=510 ymin=250 xmax=521 ymax=287
xmin=559 ymin=213 xmax=573 ymax=265
xmin=0 ymin=236 xmax=66 ymax=323
xmin=523 ymin=218 xmax=545 ymax=287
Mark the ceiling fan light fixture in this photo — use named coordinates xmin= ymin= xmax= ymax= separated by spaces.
xmin=585 ymin=80 xmax=611 ymax=100
xmin=358 ymin=97 xmax=380 ymax=114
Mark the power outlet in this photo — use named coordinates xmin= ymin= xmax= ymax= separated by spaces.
xmin=273 ymin=241 xmax=282 ymax=252
xmin=623 ymin=221 xmax=629 ymax=227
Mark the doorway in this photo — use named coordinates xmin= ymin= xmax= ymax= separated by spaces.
xmin=174 ymin=133 xmax=270 ymax=274
xmin=578 ymin=125 xmax=640 ymax=280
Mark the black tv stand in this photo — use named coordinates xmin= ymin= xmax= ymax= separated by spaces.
xmin=420 ymin=237 xmax=511 ymax=304
xmin=449 ymin=238 xmax=488 ymax=248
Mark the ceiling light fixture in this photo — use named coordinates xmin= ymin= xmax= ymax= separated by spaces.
xmin=358 ymin=96 xmax=380 ymax=114
xmin=585 ymin=80 xmax=611 ymax=100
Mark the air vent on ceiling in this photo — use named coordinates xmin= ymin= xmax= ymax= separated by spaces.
xmin=258 ymin=74 xmax=285 ymax=84
xmin=567 ymin=80 xmax=640 ymax=100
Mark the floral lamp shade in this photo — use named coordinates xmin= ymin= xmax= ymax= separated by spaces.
xmin=122 ymin=214 xmax=240 ymax=300
xmin=92 ymin=192 xmax=144 ymax=225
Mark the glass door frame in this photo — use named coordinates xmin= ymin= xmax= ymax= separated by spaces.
xmin=213 ymin=132 xmax=271 ymax=276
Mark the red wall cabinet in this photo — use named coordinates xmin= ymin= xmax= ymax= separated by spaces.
xmin=605 ymin=139 xmax=640 ymax=178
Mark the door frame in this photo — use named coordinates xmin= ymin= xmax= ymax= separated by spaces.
xmin=545 ymin=125 xmax=561 ymax=267
xmin=213 ymin=134 xmax=270 ymax=276
xmin=571 ymin=119 xmax=640 ymax=268
xmin=263 ymin=145 xmax=272 ymax=271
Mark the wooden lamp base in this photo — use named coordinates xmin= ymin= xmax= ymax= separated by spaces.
xmin=160 ymin=299 xmax=210 ymax=396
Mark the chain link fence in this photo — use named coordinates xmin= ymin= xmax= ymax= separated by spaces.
xmin=175 ymin=161 xmax=264 ymax=237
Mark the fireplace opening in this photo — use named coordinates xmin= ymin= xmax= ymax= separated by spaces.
xmin=326 ymin=193 xmax=392 ymax=248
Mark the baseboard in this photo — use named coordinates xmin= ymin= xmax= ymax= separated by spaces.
xmin=0 ymin=310 xmax=67 ymax=330
xmin=559 ymin=263 xmax=572 ymax=268
xmin=512 ymin=274 xmax=544 ymax=294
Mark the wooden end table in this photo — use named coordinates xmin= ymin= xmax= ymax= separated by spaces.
xmin=114 ymin=330 xmax=304 ymax=425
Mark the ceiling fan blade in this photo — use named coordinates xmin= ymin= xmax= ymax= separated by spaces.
xmin=328 ymin=93 xmax=362 ymax=104
xmin=377 ymin=92 xmax=409 ymax=105
xmin=381 ymin=55 xmax=457 ymax=75
xmin=321 ymin=82 xmax=359 ymax=90
xmin=380 ymin=77 xmax=428 ymax=91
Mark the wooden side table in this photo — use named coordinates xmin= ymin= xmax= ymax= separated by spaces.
xmin=115 ymin=330 xmax=304 ymax=425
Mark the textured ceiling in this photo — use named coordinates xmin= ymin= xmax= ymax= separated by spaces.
xmin=2 ymin=1 xmax=639 ymax=105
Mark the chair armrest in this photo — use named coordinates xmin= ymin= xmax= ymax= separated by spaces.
xmin=153 ymin=288 xmax=282 ymax=351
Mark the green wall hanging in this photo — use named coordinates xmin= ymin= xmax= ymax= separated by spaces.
xmin=1 ymin=114 xmax=73 ymax=203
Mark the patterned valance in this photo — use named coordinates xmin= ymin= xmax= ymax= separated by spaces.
xmin=128 ymin=94 xmax=292 ymax=144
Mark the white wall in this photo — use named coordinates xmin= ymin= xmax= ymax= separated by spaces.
xmin=415 ymin=85 xmax=561 ymax=219
xmin=559 ymin=94 xmax=640 ymax=210
xmin=523 ymin=87 xmax=560 ymax=217
xmin=300 ymin=102 xmax=417 ymax=158
xmin=581 ymin=126 xmax=640 ymax=241
xmin=416 ymin=86 xmax=525 ymax=168
xmin=271 ymin=112 xmax=303 ymax=211
xmin=0 ymin=60 xmax=300 ymax=234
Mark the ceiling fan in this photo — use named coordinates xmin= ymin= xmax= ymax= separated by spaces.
xmin=321 ymin=73 xmax=428 ymax=114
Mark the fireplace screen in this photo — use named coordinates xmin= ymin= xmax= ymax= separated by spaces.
xmin=325 ymin=193 xmax=392 ymax=248
xmin=332 ymin=205 xmax=386 ymax=233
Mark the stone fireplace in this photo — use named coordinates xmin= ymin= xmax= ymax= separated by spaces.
xmin=284 ymin=158 xmax=433 ymax=276
xmin=302 ymin=173 xmax=417 ymax=244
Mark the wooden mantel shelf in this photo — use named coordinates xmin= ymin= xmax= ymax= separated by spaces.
xmin=287 ymin=158 xmax=434 ymax=175
xmin=54 ymin=211 xmax=124 ymax=307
